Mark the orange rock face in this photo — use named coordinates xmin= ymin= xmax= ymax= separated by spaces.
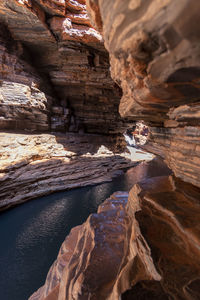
xmin=0 ymin=0 xmax=129 ymax=134
xmin=123 ymin=175 xmax=200 ymax=299
xmin=86 ymin=0 xmax=200 ymax=187
xmin=29 ymin=160 xmax=200 ymax=300
xmin=29 ymin=191 xmax=161 ymax=300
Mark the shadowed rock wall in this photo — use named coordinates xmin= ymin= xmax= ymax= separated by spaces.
xmin=0 ymin=22 xmax=53 ymax=131
xmin=87 ymin=0 xmax=200 ymax=186
xmin=0 ymin=0 xmax=130 ymax=134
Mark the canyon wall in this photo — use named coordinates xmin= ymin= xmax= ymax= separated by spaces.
xmin=1 ymin=0 xmax=200 ymax=299
xmin=0 ymin=0 xmax=136 ymax=210
xmin=29 ymin=1 xmax=200 ymax=299
xmin=0 ymin=22 xmax=52 ymax=131
xmin=30 ymin=190 xmax=162 ymax=300
xmin=0 ymin=0 xmax=129 ymax=134
xmin=87 ymin=0 xmax=200 ymax=187
xmin=0 ymin=132 xmax=139 ymax=211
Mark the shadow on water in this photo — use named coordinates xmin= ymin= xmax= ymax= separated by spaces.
xmin=0 ymin=157 xmax=171 ymax=300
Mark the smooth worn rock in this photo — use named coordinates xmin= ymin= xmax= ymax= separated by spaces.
xmin=29 ymin=169 xmax=200 ymax=300
xmin=123 ymin=175 xmax=200 ymax=299
xmin=29 ymin=191 xmax=161 ymax=300
xmin=87 ymin=0 xmax=200 ymax=186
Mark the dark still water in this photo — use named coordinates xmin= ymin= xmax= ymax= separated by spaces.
xmin=0 ymin=158 xmax=171 ymax=300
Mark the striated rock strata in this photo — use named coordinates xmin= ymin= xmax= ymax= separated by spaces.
xmin=30 ymin=1 xmax=200 ymax=299
xmin=0 ymin=131 xmax=145 ymax=210
xmin=0 ymin=23 xmax=53 ymax=131
xmin=87 ymin=0 xmax=200 ymax=186
xmin=0 ymin=0 xmax=129 ymax=134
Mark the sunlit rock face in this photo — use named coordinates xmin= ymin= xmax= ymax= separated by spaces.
xmin=0 ymin=132 xmax=137 ymax=210
xmin=87 ymin=0 xmax=200 ymax=187
xmin=0 ymin=0 xmax=129 ymax=134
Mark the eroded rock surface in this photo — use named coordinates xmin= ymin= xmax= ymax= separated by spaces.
xmin=0 ymin=132 xmax=142 ymax=210
xmin=0 ymin=0 xmax=129 ymax=134
xmin=29 ymin=159 xmax=200 ymax=300
xmin=123 ymin=175 xmax=200 ymax=299
xmin=0 ymin=23 xmax=53 ymax=131
xmin=29 ymin=191 xmax=161 ymax=300
xmin=87 ymin=0 xmax=200 ymax=186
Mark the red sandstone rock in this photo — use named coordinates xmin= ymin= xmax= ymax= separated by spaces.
xmin=29 ymin=165 xmax=200 ymax=300
xmin=87 ymin=0 xmax=200 ymax=187
xmin=123 ymin=175 xmax=200 ymax=299
xmin=29 ymin=191 xmax=161 ymax=300
xmin=0 ymin=0 xmax=128 ymax=134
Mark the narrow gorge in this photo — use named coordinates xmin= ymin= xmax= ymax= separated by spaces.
xmin=0 ymin=0 xmax=200 ymax=300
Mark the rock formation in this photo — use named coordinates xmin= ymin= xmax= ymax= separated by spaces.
xmin=0 ymin=132 xmax=143 ymax=210
xmin=123 ymin=175 xmax=200 ymax=299
xmin=0 ymin=0 xmax=137 ymax=209
xmin=87 ymin=0 xmax=200 ymax=187
xmin=1 ymin=0 xmax=200 ymax=299
xmin=29 ymin=163 xmax=200 ymax=300
xmin=0 ymin=0 xmax=129 ymax=134
xmin=0 ymin=22 xmax=53 ymax=131
xmin=30 ymin=190 xmax=161 ymax=300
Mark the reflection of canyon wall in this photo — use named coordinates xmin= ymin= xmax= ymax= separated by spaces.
xmin=87 ymin=0 xmax=200 ymax=187
xmin=0 ymin=0 xmax=129 ymax=134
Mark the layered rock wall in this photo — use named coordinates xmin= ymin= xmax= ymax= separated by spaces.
xmin=0 ymin=23 xmax=52 ymax=131
xmin=87 ymin=0 xmax=200 ymax=186
xmin=0 ymin=132 xmax=139 ymax=210
xmin=0 ymin=0 xmax=129 ymax=134
xmin=123 ymin=175 xmax=200 ymax=299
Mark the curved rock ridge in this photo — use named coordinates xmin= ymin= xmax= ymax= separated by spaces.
xmin=0 ymin=0 xmax=129 ymax=135
xmin=86 ymin=0 xmax=200 ymax=187
xmin=29 ymin=172 xmax=200 ymax=300
xmin=123 ymin=175 xmax=200 ymax=299
xmin=29 ymin=191 xmax=161 ymax=300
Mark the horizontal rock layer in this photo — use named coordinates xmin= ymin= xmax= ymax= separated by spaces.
xmin=143 ymin=124 xmax=200 ymax=187
xmin=0 ymin=0 xmax=130 ymax=135
xmin=87 ymin=0 xmax=200 ymax=186
xmin=0 ymin=23 xmax=52 ymax=131
xmin=0 ymin=132 xmax=143 ymax=210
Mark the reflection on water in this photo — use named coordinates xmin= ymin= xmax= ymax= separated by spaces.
xmin=0 ymin=158 xmax=171 ymax=300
